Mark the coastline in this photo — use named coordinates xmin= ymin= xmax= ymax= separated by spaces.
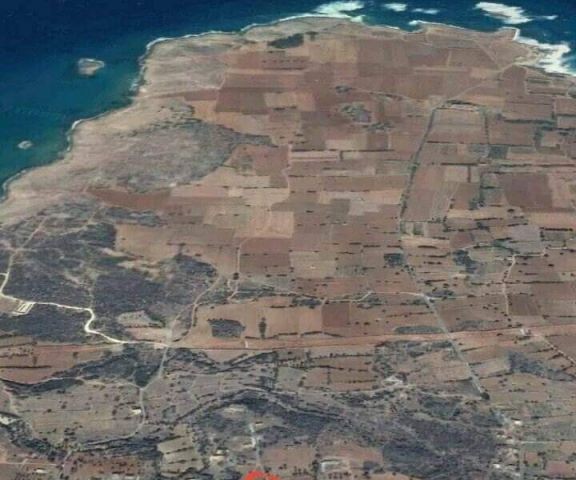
xmin=0 ymin=93 xmax=135 ymax=207
xmin=406 ymin=19 xmax=573 ymax=75
xmin=0 ymin=14 xmax=356 ymax=209
xmin=0 ymin=12 xmax=572 ymax=216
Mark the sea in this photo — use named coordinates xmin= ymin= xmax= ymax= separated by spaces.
xmin=1 ymin=0 xmax=575 ymax=192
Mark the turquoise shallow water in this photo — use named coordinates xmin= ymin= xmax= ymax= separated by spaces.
xmin=1 ymin=0 xmax=574 ymax=194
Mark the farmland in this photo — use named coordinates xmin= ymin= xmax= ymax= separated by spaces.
xmin=0 ymin=17 xmax=574 ymax=480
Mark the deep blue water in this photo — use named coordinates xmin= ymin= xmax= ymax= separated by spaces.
xmin=1 ymin=0 xmax=575 ymax=190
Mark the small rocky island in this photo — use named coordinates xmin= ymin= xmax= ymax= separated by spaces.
xmin=16 ymin=140 xmax=33 ymax=150
xmin=77 ymin=57 xmax=105 ymax=77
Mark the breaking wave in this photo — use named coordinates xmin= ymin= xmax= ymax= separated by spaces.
xmin=382 ymin=3 xmax=408 ymax=12
xmin=516 ymin=35 xmax=575 ymax=75
xmin=313 ymin=0 xmax=366 ymax=20
xmin=475 ymin=2 xmax=532 ymax=24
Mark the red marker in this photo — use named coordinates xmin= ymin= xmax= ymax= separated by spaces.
xmin=244 ymin=470 xmax=281 ymax=480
